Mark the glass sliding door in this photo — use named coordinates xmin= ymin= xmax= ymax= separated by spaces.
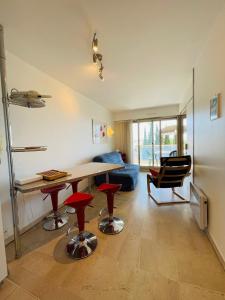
xmin=132 ymin=117 xmax=178 ymax=167
xmin=153 ymin=121 xmax=160 ymax=166
xmin=161 ymin=119 xmax=177 ymax=157
xmin=132 ymin=122 xmax=139 ymax=164
xmin=181 ymin=116 xmax=187 ymax=155
xmin=139 ymin=122 xmax=153 ymax=166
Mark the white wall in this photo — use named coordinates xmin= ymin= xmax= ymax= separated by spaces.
xmin=192 ymin=7 xmax=225 ymax=261
xmin=179 ymin=76 xmax=193 ymax=114
xmin=113 ymin=104 xmax=179 ymax=121
xmin=0 ymin=52 xmax=113 ymax=240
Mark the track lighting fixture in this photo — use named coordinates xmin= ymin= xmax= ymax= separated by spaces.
xmin=99 ymin=63 xmax=104 ymax=81
xmin=92 ymin=32 xmax=104 ymax=81
xmin=92 ymin=33 xmax=98 ymax=52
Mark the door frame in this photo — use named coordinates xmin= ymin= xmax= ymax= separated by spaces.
xmin=133 ymin=115 xmax=182 ymax=170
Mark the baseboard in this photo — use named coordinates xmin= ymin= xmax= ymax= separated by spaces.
xmin=207 ymin=230 xmax=225 ymax=270
xmin=5 ymin=185 xmax=91 ymax=246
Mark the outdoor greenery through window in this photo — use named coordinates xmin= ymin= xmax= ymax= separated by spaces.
xmin=132 ymin=118 xmax=178 ymax=167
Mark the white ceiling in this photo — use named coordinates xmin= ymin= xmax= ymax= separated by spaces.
xmin=0 ymin=0 xmax=224 ymax=111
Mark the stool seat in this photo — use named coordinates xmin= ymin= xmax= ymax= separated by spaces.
xmin=98 ymin=183 xmax=121 ymax=193
xmin=65 ymin=179 xmax=82 ymax=214
xmin=64 ymin=192 xmax=94 ymax=208
xmin=41 ymin=184 xmax=66 ymax=194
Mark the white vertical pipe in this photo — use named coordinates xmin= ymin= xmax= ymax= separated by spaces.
xmin=0 ymin=203 xmax=7 ymax=281
xmin=0 ymin=24 xmax=21 ymax=258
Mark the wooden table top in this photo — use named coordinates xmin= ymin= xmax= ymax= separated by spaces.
xmin=15 ymin=162 xmax=124 ymax=194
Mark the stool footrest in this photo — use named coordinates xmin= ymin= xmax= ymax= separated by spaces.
xmin=45 ymin=211 xmax=67 ymax=219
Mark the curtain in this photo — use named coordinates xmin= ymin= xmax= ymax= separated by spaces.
xmin=114 ymin=121 xmax=133 ymax=163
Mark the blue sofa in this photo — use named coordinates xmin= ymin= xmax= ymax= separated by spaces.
xmin=93 ymin=151 xmax=139 ymax=191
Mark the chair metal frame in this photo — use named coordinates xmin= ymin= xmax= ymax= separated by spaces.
xmin=147 ymin=156 xmax=191 ymax=205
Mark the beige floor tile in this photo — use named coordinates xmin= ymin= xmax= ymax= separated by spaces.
xmin=177 ymin=249 xmax=225 ymax=292
xmin=0 ymin=279 xmax=17 ymax=300
xmin=80 ymin=289 xmax=129 ymax=300
xmin=150 ymin=274 xmax=180 ymax=300
xmin=39 ymin=286 xmax=83 ymax=300
xmin=21 ymin=252 xmax=59 ymax=277
xmin=72 ymin=256 xmax=131 ymax=292
xmin=180 ymin=282 xmax=225 ymax=300
xmin=126 ymin=268 xmax=153 ymax=300
xmin=127 ymin=269 xmax=180 ymax=300
xmin=6 ymin=286 xmax=38 ymax=300
xmin=8 ymin=264 xmax=48 ymax=297
xmin=116 ymin=233 xmax=141 ymax=269
xmin=140 ymin=238 xmax=179 ymax=281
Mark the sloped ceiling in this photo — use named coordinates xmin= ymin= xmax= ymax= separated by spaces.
xmin=0 ymin=0 xmax=224 ymax=111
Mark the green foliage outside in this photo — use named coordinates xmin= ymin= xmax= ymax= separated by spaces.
xmin=143 ymin=127 xmax=177 ymax=146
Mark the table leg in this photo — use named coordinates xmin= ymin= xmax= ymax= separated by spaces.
xmin=106 ymin=172 xmax=109 ymax=183
xmin=88 ymin=177 xmax=92 ymax=193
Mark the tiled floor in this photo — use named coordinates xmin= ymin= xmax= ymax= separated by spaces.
xmin=1 ymin=173 xmax=225 ymax=299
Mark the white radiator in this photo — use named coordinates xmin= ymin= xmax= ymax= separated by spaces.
xmin=190 ymin=182 xmax=208 ymax=230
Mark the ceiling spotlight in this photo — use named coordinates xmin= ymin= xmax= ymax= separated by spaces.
xmin=93 ymin=53 xmax=102 ymax=64
xmin=92 ymin=33 xmax=98 ymax=52
xmin=93 ymin=54 xmax=97 ymax=64
xmin=99 ymin=63 xmax=104 ymax=73
xmin=99 ymin=73 xmax=104 ymax=81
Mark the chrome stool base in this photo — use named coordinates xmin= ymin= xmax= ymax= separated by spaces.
xmin=65 ymin=206 xmax=76 ymax=214
xmin=99 ymin=217 xmax=124 ymax=235
xmin=67 ymin=231 xmax=97 ymax=259
xmin=43 ymin=215 xmax=68 ymax=231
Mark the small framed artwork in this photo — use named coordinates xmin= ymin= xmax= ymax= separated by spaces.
xmin=210 ymin=93 xmax=221 ymax=121
xmin=92 ymin=119 xmax=107 ymax=144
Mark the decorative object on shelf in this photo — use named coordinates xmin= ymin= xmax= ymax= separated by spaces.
xmin=0 ymin=24 xmax=51 ymax=258
xmin=210 ymin=93 xmax=221 ymax=121
xmin=107 ymin=125 xmax=114 ymax=137
xmin=37 ymin=170 xmax=69 ymax=181
xmin=9 ymin=89 xmax=51 ymax=108
xmin=92 ymin=119 xmax=107 ymax=144
xmin=92 ymin=32 xmax=104 ymax=81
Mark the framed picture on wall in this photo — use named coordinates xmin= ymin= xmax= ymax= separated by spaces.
xmin=92 ymin=119 xmax=107 ymax=144
xmin=210 ymin=93 xmax=221 ymax=121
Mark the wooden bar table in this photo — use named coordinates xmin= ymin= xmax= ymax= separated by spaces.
xmin=14 ymin=162 xmax=124 ymax=256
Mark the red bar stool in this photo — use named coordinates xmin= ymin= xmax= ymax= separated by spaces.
xmin=65 ymin=179 xmax=82 ymax=214
xmin=97 ymin=183 xmax=124 ymax=234
xmin=64 ymin=192 xmax=97 ymax=259
xmin=41 ymin=184 xmax=68 ymax=231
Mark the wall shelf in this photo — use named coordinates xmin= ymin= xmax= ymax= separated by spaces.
xmin=11 ymin=146 xmax=47 ymax=153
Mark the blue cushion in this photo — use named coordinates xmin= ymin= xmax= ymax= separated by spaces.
xmin=93 ymin=152 xmax=139 ymax=191
xmin=94 ymin=151 xmax=124 ymax=164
